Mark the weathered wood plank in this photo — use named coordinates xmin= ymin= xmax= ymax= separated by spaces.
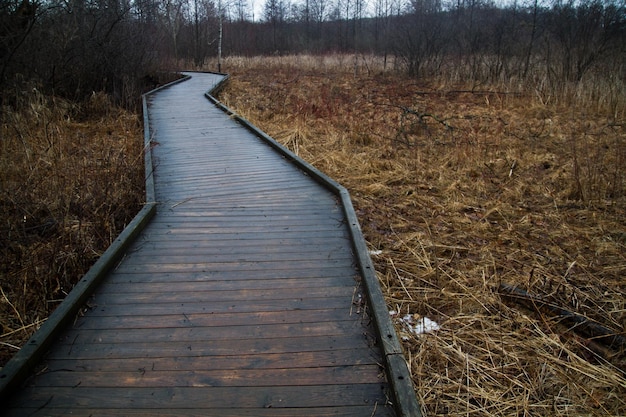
xmin=66 ymin=309 xmax=366 ymax=330
xmin=43 ymin=334 xmax=378 ymax=360
xmin=147 ymin=217 xmax=346 ymax=227
xmin=100 ymin=275 xmax=356 ymax=290
xmin=122 ymin=241 xmax=351 ymax=255
xmin=113 ymin=252 xmax=353 ymax=265
xmin=86 ymin=296 xmax=355 ymax=315
xmin=89 ymin=285 xmax=356 ymax=304
xmin=157 ymin=204 xmax=333 ymax=213
xmin=103 ymin=269 xmax=357 ymax=283
xmin=156 ymin=170 xmax=315 ymax=184
xmin=5 ymin=406 xmax=394 ymax=417
xmin=28 ymin=364 xmax=384 ymax=388
xmin=156 ymin=199 xmax=340 ymax=209
xmin=134 ymin=229 xmax=351 ymax=242
xmin=7 ymin=384 xmax=390 ymax=409
xmin=42 ymin=348 xmax=383 ymax=372
xmin=58 ymin=320 xmax=368 ymax=344
xmin=113 ymin=259 xmax=355 ymax=274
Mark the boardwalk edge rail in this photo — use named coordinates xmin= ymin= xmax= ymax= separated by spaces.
xmin=0 ymin=75 xmax=191 ymax=405
xmin=205 ymin=75 xmax=424 ymax=417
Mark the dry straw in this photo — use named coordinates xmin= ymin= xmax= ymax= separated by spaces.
xmin=0 ymin=88 xmax=144 ymax=365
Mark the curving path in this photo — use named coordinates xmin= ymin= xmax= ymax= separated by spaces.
xmin=2 ymin=73 xmax=418 ymax=416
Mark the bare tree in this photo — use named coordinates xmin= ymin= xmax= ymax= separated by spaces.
xmin=188 ymin=0 xmax=218 ymax=67
xmin=234 ymin=0 xmax=251 ymax=21
xmin=0 ymin=0 xmax=38 ymax=95
xmin=264 ymin=0 xmax=287 ymax=51
xmin=522 ymin=0 xmax=542 ymax=78
xmin=160 ymin=0 xmax=187 ymax=61
xmin=373 ymin=0 xmax=395 ymax=68
xmin=392 ymin=0 xmax=447 ymax=77
xmin=548 ymin=0 xmax=625 ymax=82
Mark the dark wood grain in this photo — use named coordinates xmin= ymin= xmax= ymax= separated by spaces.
xmin=44 ymin=334 xmax=377 ymax=360
xmin=7 ymin=384 xmax=391 ymax=413
xmin=63 ymin=308 xmax=366 ymax=329
xmin=28 ymin=364 xmax=384 ymax=388
xmin=87 ymin=296 xmax=355 ymax=315
xmin=5 ymin=406 xmax=395 ymax=417
xmin=112 ymin=259 xmax=355 ymax=274
xmin=99 ymin=276 xmax=357 ymax=292
xmin=90 ymin=285 xmax=355 ymax=304
xmin=43 ymin=348 xmax=382 ymax=372
xmin=57 ymin=320 xmax=369 ymax=344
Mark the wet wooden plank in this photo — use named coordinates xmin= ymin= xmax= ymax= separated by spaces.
xmin=90 ymin=285 xmax=355 ymax=304
xmin=7 ymin=384 xmax=390 ymax=409
xmin=97 ymin=280 xmax=358 ymax=296
xmin=99 ymin=276 xmax=357 ymax=292
xmin=58 ymin=320 xmax=368 ymax=344
xmin=86 ymin=296 xmax=356 ymax=315
xmin=147 ymin=217 xmax=346 ymax=227
xmin=27 ymin=364 xmax=384 ymax=388
xmin=121 ymin=242 xmax=351 ymax=257
xmin=134 ymin=230 xmax=351 ymax=242
xmin=42 ymin=348 xmax=383 ymax=373
xmin=156 ymin=199 xmax=340 ymax=209
xmin=103 ymin=269 xmax=358 ymax=283
xmin=43 ymin=334 xmax=378 ymax=360
xmin=6 ymin=406 xmax=394 ymax=417
xmin=113 ymin=259 xmax=355 ymax=274
xmin=65 ymin=308 xmax=364 ymax=329
xmin=115 ymin=252 xmax=353 ymax=265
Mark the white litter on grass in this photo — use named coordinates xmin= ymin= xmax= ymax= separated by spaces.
xmin=369 ymin=249 xmax=383 ymax=256
xmin=406 ymin=316 xmax=441 ymax=334
xmin=390 ymin=310 xmax=440 ymax=339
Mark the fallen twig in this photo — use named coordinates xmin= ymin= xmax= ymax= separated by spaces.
xmin=499 ymin=283 xmax=626 ymax=351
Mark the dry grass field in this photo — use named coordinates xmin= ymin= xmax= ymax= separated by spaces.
xmin=0 ymin=90 xmax=144 ymax=365
xmin=215 ymin=55 xmax=626 ymax=416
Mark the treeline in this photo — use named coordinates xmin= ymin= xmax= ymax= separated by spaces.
xmin=387 ymin=0 xmax=626 ymax=87
xmin=1 ymin=0 xmax=625 ymax=106
xmin=240 ymin=0 xmax=626 ymax=90
xmin=1 ymin=0 xmax=148 ymax=107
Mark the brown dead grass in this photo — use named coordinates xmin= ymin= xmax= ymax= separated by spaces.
xmin=215 ymin=54 xmax=626 ymax=416
xmin=0 ymin=88 xmax=144 ymax=365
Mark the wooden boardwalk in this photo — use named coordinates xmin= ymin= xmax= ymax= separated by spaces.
xmin=1 ymin=73 xmax=419 ymax=416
